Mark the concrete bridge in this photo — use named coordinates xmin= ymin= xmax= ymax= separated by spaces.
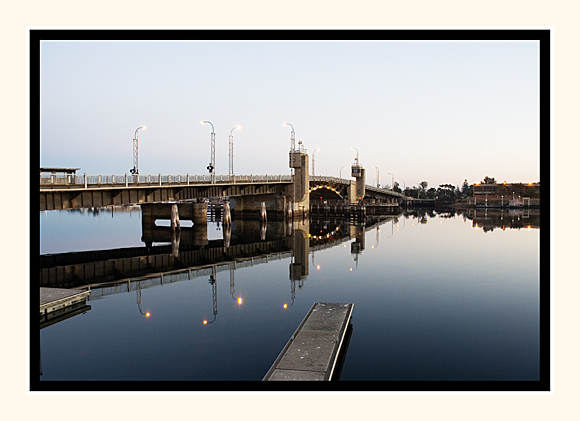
xmin=39 ymin=151 xmax=406 ymax=212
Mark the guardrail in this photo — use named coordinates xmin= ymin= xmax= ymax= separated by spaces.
xmin=39 ymin=173 xmax=293 ymax=188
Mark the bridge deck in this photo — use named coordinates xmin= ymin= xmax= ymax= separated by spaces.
xmin=263 ymin=302 xmax=353 ymax=381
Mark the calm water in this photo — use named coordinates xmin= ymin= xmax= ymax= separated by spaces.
xmin=37 ymin=207 xmax=542 ymax=389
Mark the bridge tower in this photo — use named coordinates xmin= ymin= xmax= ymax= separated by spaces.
xmin=289 ymin=149 xmax=310 ymax=216
xmin=351 ymin=160 xmax=365 ymax=204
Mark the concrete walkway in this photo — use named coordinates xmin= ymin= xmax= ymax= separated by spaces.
xmin=40 ymin=287 xmax=90 ymax=315
xmin=263 ymin=302 xmax=354 ymax=381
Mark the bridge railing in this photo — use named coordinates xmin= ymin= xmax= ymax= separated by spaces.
xmin=40 ymin=173 xmax=293 ymax=188
xmin=310 ymin=175 xmax=351 ymax=185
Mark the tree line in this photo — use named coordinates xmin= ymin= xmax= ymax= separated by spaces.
xmin=389 ymin=176 xmax=540 ymax=200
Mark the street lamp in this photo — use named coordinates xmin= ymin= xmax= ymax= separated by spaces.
xmin=351 ymin=147 xmax=359 ymax=165
xmin=130 ymin=126 xmax=146 ymax=175
xmin=340 ymin=166 xmax=347 ymax=178
xmin=312 ymin=148 xmax=320 ymax=176
xmin=283 ymin=123 xmax=295 ymax=151
xmin=388 ymin=172 xmax=394 ymax=190
xmin=201 ymin=121 xmax=215 ymax=176
xmin=398 ymin=179 xmax=406 ymax=191
xmin=373 ymin=166 xmax=380 ymax=188
xmin=229 ymin=125 xmax=241 ymax=176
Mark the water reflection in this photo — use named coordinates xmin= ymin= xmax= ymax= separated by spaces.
xmin=38 ymin=207 xmax=540 ymax=320
xmin=38 ymin=205 xmax=542 ymax=383
xmin=39 ymin=208 xmax=408 ymax=320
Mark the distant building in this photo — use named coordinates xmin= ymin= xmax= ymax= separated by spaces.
xmin=473 ymin=182 xmax=540 ymax=196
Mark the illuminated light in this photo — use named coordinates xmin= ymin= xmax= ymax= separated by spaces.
xmin=203 ymin=320 xmax=208 ymax=325
xmin=308 ymin=234 xmax=311 ymax=237
xmin=283 ymin=304 xmax=288 ymax=309
xmin=372 ymin=246 xmax=375 ymax=249
xmin=475 ymin=223 xmax=479 ymax=228
xmin=527 ymin=225 xmax=531 ymax=230
xmin=529 ymin=182 xmax=533 ymax=185
xmin=145 ymin=312 xmax=150 ymax=317
xmin=238 ymin=298 xmax=243 ymax=305
xmin=141 ymin=126 xmax=146 ymax=130
xmin=317 ymin=265 xmax=321 ymax=270
xmin=344 ymin=244 xmax=346 ymax=247
xmin=350 ymin=268 xmax=353 ymax=271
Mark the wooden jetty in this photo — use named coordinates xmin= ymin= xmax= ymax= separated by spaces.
xmin=40 ymin=287 xmax=91 ymax=316
xmin=263 ymin=302 xmax=354 ymax=381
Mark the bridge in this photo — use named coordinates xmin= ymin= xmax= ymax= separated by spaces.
xmin=39 ymin=173 xmax=405 ymax=211
xmin=39 ymin=150 xmax=406 ymax=212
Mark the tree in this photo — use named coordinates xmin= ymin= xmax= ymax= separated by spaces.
xmin=482 ymin=176 xmax=496 ymax=184
xmin=392 ymin=181 xmax=401 ymax=193
xmin=461 ymin=179 xmax=470 ymax=195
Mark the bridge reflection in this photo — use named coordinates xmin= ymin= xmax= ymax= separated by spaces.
xmin=39 ymin=208 xmax=402 ymax=321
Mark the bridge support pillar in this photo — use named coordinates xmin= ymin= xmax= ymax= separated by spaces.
xmin=289 ymin=151 xmax=309 ymax=216
xmin=351 ymin=164 xmax=366 ymax=204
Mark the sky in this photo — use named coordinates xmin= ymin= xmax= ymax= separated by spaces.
xmin=39 ymin=38 xmax=540 ymax=189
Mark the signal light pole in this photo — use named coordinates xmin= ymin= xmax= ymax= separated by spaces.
xmin=202 ymin=121 xmax=215 ymax=181
xmin=130 ymin=126 xmax=146 ymax=175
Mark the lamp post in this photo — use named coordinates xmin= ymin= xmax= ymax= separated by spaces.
xmin=229 ymin=125 xmax=241 ymax=176
xmin=130 ymin=126 xmax=146 ymax=175
xmin=388 ymin=172 xmax=394 ymax=190
xmin=283 ymin=123 xmax=295 ymax=151
xmin=351 ymin=147 xmax=359 ymax=165
xmin=312 ymin=148 xmax=320 ymax=175
xmin=340 ymin=166 xmax=347 ymax=178
xmin=413 ymin=182 xmax=420 ymax=199
xmin=399 ymin=179 xmax=406 ymax=191
xmin=373 ymin=166 xmax=380 ymax=188
xmin=201 ymin=121 xmax=215 ymax=178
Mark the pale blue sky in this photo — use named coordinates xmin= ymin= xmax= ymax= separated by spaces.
xmin=40 ymin=40 xmax=540 ymax=189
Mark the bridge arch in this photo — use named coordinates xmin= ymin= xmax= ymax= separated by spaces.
xmin=309 ymin=185 xmax=344 ymax=200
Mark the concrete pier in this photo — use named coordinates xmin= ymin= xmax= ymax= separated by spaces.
xmin=263 ymin=302 xmax=354 ymax=381
xmin=40 ymin=287 xmax=91 ymax=315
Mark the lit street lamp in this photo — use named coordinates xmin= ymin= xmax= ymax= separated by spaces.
xmin=130 ymin=126 xmax=146 ymax=175
xmin=201 ymin=121 xmax=215 ymax=176
xmin=312 ymin=148 xmax=320 ymax=175
xmin=283 ymin=123 xmax=296 ymax=151
xmin=398 ymin=179 xmax=406 ymax=191
xmin=229 ymin=125 xmax=241 ymax=176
